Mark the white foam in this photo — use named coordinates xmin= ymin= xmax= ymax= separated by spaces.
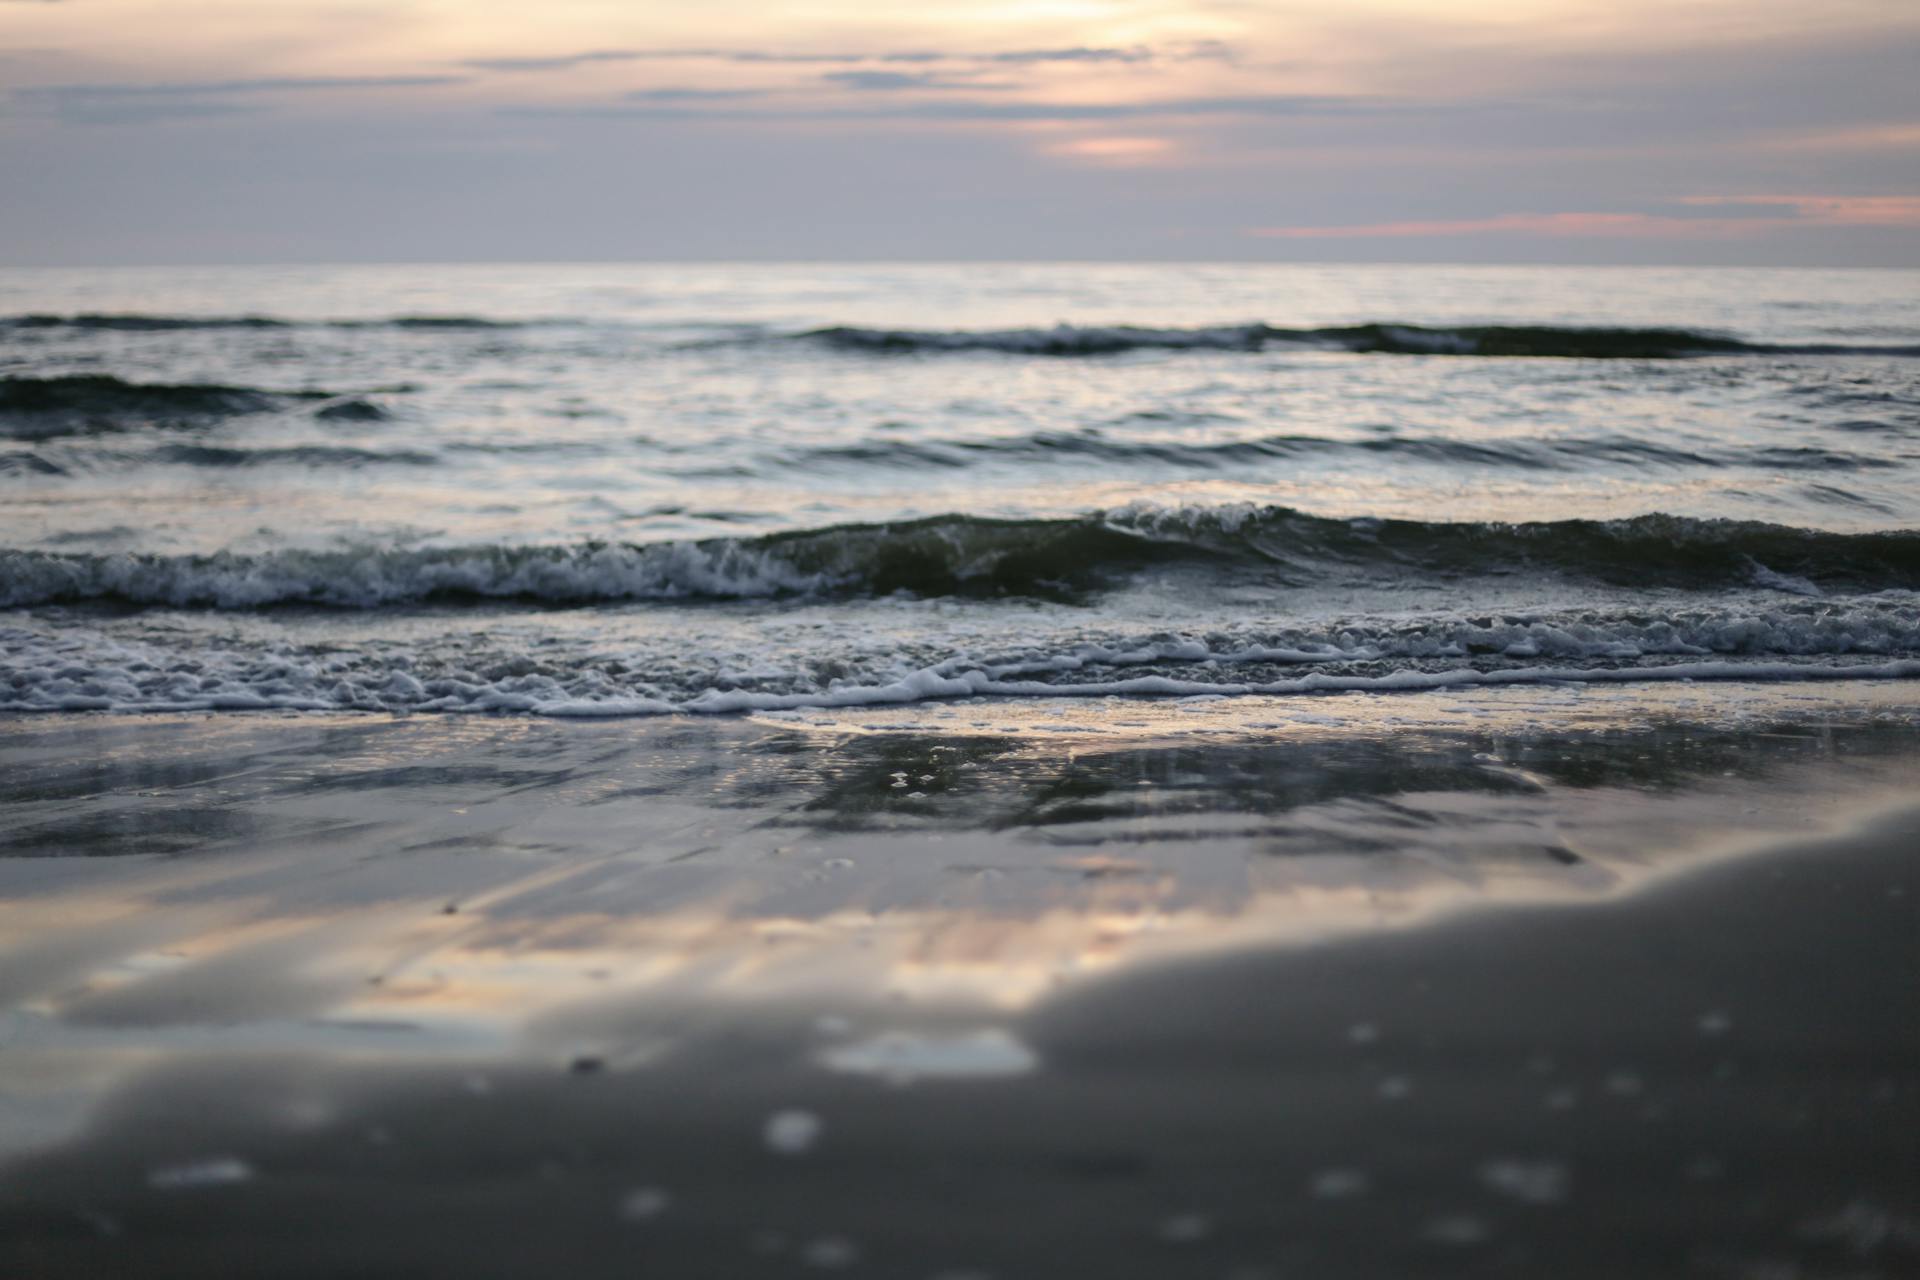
xmin=816 ymin=1028 xmax=1037 ymax=1083
xmin=4 ymin=605 xmax=1918 ymax=717
xmin=1749 ymin=560 xmax=1824 ymax=597
xmin=147 ymin=1157 xmax=254 ymax=1190
xmin=0 ymin=542 xmax=837 ymax=609
xmin=763 ymin=1109 xmax=822 ymax=1155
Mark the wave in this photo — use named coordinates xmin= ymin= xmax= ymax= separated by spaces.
xmin=801 ymin=322 xmax=1920 ymax=359
xmin=142 ymin=444 xmax=436 ymax=469
xmin=2 ymin=314 xmax=293 ymax=332
xmin=782 ymin=431 xmax=1902 ymax=475
xmin=0 ymin=445 xmax=430 ymax=479
xmin=4 ymin=603 xmax=1918 ymax=715
xmin=15 ymin=314 xmax=1920 ymax=359
xmin=3 ymin=508 xmax=1918 ymax=609
xmin=0 ymin=454 xmax=67 ymax=477
xmin=0 ymin=375 xmax=376 ymax=440
xmin=1 ymin=313 xmax=526 ymax=332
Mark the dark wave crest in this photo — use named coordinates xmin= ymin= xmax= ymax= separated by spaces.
xmin=144 ymin=444 xmax=436 ymax=470
xmin=14 ymin=313 xmax=1920 ymax=358
xmin=0 ymin=375 xmax=365 ymax=440
xmin=2 ymin=313 xmax=527 ymax=333
xmin=802 ymin=322 xmax=1920 ymax=359
xmin=2 ymin=314 xmax=292 ymax=332
xmin=4 ymin=508 xmax=1917 ymax=609
xmin=782 ymin=431 xmax=1902 ymax=475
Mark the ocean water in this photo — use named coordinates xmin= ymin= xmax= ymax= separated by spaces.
xmin=5 ymin=264 xmax=1920 ymax=1278
xmin=3 ymin=262 xmax=1919 ymax=716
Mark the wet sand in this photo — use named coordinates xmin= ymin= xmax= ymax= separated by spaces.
xmin=1 ymin=684 xmax=1917 ymax=1278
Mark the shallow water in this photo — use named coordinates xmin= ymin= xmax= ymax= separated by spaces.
xmin=1 ymin=690 xmax=1916 ymax=1277
xmin=3 ymin=263 xmax=1919 ymax=717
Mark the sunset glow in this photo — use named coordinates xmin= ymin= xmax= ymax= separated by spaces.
xmin=2 ymin=0 xmax=1915 ymax=262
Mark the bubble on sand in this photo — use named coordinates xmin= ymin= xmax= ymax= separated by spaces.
xmin=1348 ymin=1022 xmax=1380 ymax=1045
xmin=1796 ymin=1199 xmax=1920 ymax=1254
xmin=765 ymin=1109 xmax=823 ymax=1155
xmin=1697 ymin=1010 xmax=1734 ymax=1035
xmin=618 ymin=1187 xmax=671 ymax=1221
xmin=818 ymin=1028 xmax=1037 ymax=1084
xmin=1377 ymin=1075 xmax=1412 ymax=1100
xmin=1310 ymin=1168 xmax=1370 ymax=1199
xmin=1686 ymin=1155 xmax=1726 ymax=1181
xmin=1157 ymin=1213 xmax=1213 ymax=1243
xmin=1480 ymin=1159 xmax=1569 ymax=1204
xmin=73 ymin=1207 xmax=121 ymax=1238
xmin=1422 ymin=1214 xmax=1490 ymax=1245
xmin=802 ymin=1236 xmax=860 ymax=1268
xmin=147 ymin=1157 xmax=253 ymax=1191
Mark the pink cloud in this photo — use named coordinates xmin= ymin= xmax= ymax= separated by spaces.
xmin=1677 ymin=195 xmax=1920 ymax=226
xmin=1250 ymin=197 xmax=1920 ymax=240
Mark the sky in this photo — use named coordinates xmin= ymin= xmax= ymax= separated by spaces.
xmin=1 ymin=0 xmax=1917 ymax=266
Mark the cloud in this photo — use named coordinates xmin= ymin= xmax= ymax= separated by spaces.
xmin=1251 ymin=197 xmax=1920 ymax=239
xmin=470 ymin=48 xmax=864 ymax=69
xmin=982 ymin=47 xmax=1152 ymax=65
xmin=900 ymin=95 xmax=1366 ymax=122
xmin=463 ymin=50 xmax=642 ymax=73
xmin=10 ymin=75 xmax=469 ymax=126
xmin=1752 ymin=122 xmax=1920 ymax=152
xmin=19 ymin=76 xmax=465 ymax=100
xmin=821 ymin=70 xmax=1009 ymax=92
xmin=463 ymin=43 xmax=1220 ymax=74
xmin=625 ymin=87 xmax=765 ymax=102
xmin=31 ymin=100 xmax=261 ymax=126
xmin=1679 ymin=194 xmax=1920 ymax=225
xmin=521 ymin=94 xmax=1375 ymax=124
xmin=1254 ymin=212 xmax=1736 ymax=240
xmin=667 ymin=50 xmax=870 ymax=65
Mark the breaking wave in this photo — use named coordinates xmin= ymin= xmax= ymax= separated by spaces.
xmin=4 ymin=601 xmax=1918 ymax=715
xmin=0 ymin=375 xmax=374 ymax=439
xmin=801 ymin=322 xmax=1920 ymax=359
xmin=4 ymin=508 xmax=1918 ymax=609
xmin=15 ymin=314 xmax=1920 ymax=359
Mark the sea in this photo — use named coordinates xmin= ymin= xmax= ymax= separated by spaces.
xmin=4 ymin=263 xmax=1920 ymax=1276
xmin=4 ymin=262 xmax=1919 ymax=718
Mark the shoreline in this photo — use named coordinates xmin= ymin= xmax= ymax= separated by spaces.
xmin=3 ymin=751 xmax=1915 ymax=1277
xmin=2 ymin=681 xmax=1916 ymax=1276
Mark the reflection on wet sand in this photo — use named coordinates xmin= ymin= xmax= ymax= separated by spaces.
xmin=1 ymin=684 xmax=1917 ymax=1276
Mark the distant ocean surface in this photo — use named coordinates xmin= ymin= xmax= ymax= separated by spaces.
xmin=3 ymin=262 xmax=1918 ymax=716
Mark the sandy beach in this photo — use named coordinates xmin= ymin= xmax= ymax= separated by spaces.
xmin=2 ymin=683 xmax=1915 ymax=1277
